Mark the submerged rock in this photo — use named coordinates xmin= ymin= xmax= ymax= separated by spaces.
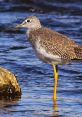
xmin=0 ymin=67 xmax=21 ymax=99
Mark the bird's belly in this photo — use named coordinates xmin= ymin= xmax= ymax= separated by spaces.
xmin=35 ymin=42 xmax=62 ymax=64
xmin=37 ymin=52 xmax=62 ymax=64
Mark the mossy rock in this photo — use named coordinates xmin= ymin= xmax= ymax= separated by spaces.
xmin=0 ymin=67 xmax=21 ymax=99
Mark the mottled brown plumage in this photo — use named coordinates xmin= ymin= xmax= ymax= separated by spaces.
xmin=29 ymin=27 xmax=82 ymax=64
xmin=16 ymin=16 xmax=82 ymax=101
xmin=16 ymin=16 xmax=82 ymax=64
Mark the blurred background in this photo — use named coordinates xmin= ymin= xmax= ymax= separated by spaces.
xmin=0 ymin=0 xmax=82 ymax=117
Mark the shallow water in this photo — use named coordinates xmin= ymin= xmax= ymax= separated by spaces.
xmin=0 ymin=0 xmax=82 ymax=117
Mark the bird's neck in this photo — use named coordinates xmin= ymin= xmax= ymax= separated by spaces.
xmin=26 ymin=27 xmax=42 ymax=49
xmin=26 ymin=26 xmax=41 ymax=37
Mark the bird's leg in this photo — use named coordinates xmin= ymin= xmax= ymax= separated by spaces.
xmin=52 ymin=64 xmax=58 ymax=101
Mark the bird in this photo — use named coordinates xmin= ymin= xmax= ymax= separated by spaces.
xmin=16 ymin=16 xmax=82 ymax=101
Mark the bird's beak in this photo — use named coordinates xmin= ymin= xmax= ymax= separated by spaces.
xmin=16 ymin=24 xmax=23 ymax=28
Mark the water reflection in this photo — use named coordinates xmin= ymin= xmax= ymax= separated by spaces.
xmin=0 ymin=96 xmax=20 ymax=107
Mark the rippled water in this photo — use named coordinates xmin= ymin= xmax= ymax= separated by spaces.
xmin=0 ymin=0 xmax=82 ymax=117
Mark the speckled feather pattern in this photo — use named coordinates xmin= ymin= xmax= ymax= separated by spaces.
xmin=28 ymin=27 xmax=82 ymax=64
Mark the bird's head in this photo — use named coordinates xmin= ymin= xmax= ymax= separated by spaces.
xmin=16 ymin=16 xmax=41 ymax=30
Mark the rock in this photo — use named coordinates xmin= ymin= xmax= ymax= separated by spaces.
xmin=0 ymin=67 xmax=21 ymax=99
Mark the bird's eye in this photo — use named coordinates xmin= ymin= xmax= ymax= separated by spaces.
xmin=26 ymin=20 xmax=31 ymax=23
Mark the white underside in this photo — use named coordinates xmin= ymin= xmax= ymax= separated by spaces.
xmin=35 ymin=40 xmax=62 ymax=64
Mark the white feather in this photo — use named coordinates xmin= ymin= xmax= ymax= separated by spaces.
xmin=35 ymin=40 xmax=61 ymax=64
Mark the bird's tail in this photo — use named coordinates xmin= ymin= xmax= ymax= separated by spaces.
xmin=74 ymin=45 xmax=82 ymax=59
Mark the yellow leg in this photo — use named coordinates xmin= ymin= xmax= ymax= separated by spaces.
xmin=52 ymin=64 xmax=58 ymax=101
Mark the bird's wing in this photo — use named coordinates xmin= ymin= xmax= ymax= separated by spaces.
xmin=37 ymin=27 xmax=78 ymax=60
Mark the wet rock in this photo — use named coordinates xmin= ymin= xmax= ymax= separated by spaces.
xmin=0 ymin=67 xmax=21 ymax=99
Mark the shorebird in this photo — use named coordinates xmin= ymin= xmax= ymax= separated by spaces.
xmin=16 ymin=16 xmax=82 ymax=101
